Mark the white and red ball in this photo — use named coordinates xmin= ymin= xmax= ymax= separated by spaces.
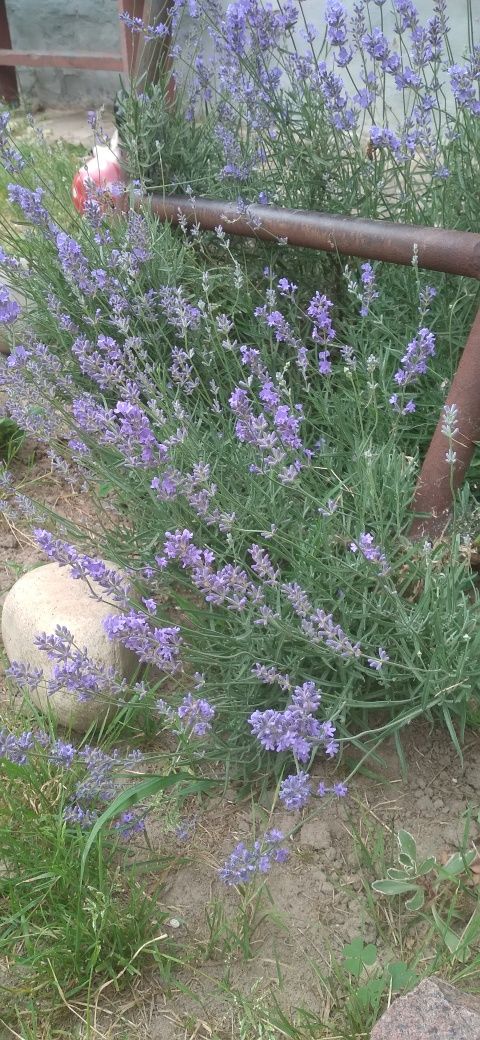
xmin=71 ymin=131 xmax=126 ymax=214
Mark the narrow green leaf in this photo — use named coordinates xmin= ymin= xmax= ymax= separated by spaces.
xmin=80 ymin=773 xmax=214 ymax=875
xmin=431 ymin=906 xmax=461 ymax=955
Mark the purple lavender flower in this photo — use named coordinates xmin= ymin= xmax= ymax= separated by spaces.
xmin=277 ymin=277 xmax=297 ymax=297
xmin=249 ymin=544 xmax=279 ymax=584
xmin=389 ymin=394 xmax=416 ymax=416
xmin=369 ymin=127 xmax=403 ymax=159
xmin=0 ymin=286 xmax=20 ymax=324
xmin=158 ymin=285 xmax=202 ymax=333
xmin=56 ymin=232 xmax=94 ymax=294
xmin=449 ymin=62 xmax=480 ymax=116
xmin=350 ymin=533 xmax=390 ymax=576
xmin=219 ymin=829 xmax=289 ymax=886
xmin=318 ymin=351 xmax=332 ymax=376
xmin=104 ymin=611 xmax=182 ymax=672
xmin=300 ymin=606 xmax=361 ymax=659
xmin=291 ymin=681 xmax=322 ymax=713
xmin=48 ymin=739 xmax=76 ymax=768
xmin=325 ymin=0 xmax=349 ymax=47
xmin=359 ymin=263 xmax=379 ymax=317
xmin=34 ymin=626 xmax=128 ymax=703
xmin=33 ymin=530 xmax=130 ymax=607
xmin=249 ymin=679 xmax=336 ymax=763
xmin=307 ymin=292 xmax=335 ymax=343
xmin=6 ymin=660 xmax=43 ymax=689
xmin=252 ymin=663 xmax=292 ymax=691
xmin=113 ymin=810 xmax=146 ymax=841
xmin=279 ymin=771 xmax=312 ymax=810
xmin=367 ymin=648 xmax=390 ymax=670
xmin=394 ymin=328 xmax=436 ymax=387
xmin=8 ymin=185 xmax=50 ymax=225
xmin=177 ymin=693 xmax=216 ymax=736
xmin=0 ymin=727 xmax=35 ymax=765
xmin=317 ymin=781 xmax=348 ymax=797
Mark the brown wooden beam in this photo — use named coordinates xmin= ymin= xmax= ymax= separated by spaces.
xmin=0 ymin=50 xmax=124 ymax=71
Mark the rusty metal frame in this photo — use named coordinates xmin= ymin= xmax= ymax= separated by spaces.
xmin=146 ymin=192 xmax=480 ymax=539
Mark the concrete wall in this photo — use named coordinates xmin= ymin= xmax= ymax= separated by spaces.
xmin=6 ymin=0 xmax=121 ymax=107
xmin=4 ymin=1 xmax=480 ymax=110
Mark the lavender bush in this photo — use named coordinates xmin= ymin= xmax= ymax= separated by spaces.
xmin=0 ymin=1 xmax=478 ymax=777
xmin=118 ymin=0 xmax=480 ymax=230
xmin=1 ymin=4 xmax=480 ymax=1025
xmin=0 ymin=177 xmax=478 ymax=776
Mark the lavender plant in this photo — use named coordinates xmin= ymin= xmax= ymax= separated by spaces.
xmin=118 ymin=0 xmax=480 ymax=231
xmin=0 ymin=4 xmax=478 ymax=773
xmin=0 ymin=181 xmax=478 ymax=773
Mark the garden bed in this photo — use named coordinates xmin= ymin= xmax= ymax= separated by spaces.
xmin=2 ymin=452 xmax=480 ymax=1040
xmin=2 ymin=1 xmax=480 ymax=1037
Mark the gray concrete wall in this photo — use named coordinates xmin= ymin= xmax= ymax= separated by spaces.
xmin=6 ymin=0 xmax=121 ymax=107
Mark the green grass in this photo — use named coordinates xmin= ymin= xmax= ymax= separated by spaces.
xmin=0 ymin=736 xmax=176 ymax=1034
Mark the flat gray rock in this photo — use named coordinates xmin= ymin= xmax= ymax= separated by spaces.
xmin=371 ymin=977 xmax=480 ymax=1039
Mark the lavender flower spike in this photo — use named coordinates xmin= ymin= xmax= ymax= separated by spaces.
xmin=350 ymin=532 xmax=390 ymax=576
xmin=219 ymin=830 xmax=289 ymax=886
xmin=279 ymin=771 xmax=312 ymax=810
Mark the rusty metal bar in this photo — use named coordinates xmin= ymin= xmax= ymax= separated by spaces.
xmin=410 ymin=307 xmax=480 ymax=539
xmin=145 ymin=192 xmax=480 ymax=539
xmin=146 ymin=194 xmax=480 ymax=280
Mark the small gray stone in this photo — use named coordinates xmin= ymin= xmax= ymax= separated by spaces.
xmin=371 ymin=977 xmax=480 ymax=1040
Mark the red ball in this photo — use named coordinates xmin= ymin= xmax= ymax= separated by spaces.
xmin=71 ymin=147 xmax=124 ymax=214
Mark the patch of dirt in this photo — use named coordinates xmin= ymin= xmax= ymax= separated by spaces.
xmin=95 ymin=722 xmax=479 ymax=1039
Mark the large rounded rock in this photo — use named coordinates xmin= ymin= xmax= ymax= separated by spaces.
xmin=2 ymin=562 xmax=135 ymax=731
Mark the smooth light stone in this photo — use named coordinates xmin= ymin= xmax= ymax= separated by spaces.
xmin=2 ymin=561 xmax=136 ymax=731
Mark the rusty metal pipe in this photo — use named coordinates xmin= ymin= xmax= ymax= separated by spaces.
xmin=410 ymin=307 xmax=480 ymax=540
xmin=146 ymin=194 xmax=480 ymax=280
xmin=143 ymin=191 xmax=480 ymax=540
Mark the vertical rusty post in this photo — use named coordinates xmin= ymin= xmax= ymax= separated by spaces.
xmin=410 ymin=307 xmax=480 ymax=540
xmin=0 ymin=0 xmax=18 ymax=103
xmin=118 ymin=0 xmax=175 ymax=101
xmin=118 ymin=0 xmax=146 ymax=76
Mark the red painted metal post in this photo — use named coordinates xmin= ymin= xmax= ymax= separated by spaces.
xmin=0 ymin=0 xmax=18 ymax=102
